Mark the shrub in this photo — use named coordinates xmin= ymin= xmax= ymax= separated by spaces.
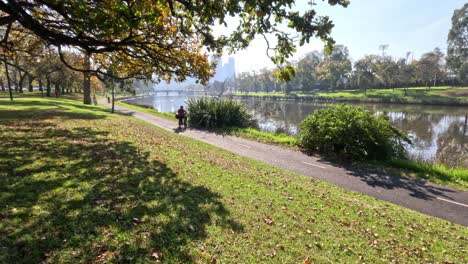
xmin=187 ymin=98 xmax=254 ymax=129
xmin=298 ymin=104 xmax=410 ymax=161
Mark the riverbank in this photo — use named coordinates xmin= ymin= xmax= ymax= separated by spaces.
xmin=118 ymin=101 xmax=468 ymax=190
xmin=231 ymin=86 xmax=468 ymax=106
xmin=1 ymin=96 xmax=467 ymax=263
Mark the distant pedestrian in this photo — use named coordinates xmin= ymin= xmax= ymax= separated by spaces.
xmin=93 ymin=94 xmax=98 ymax=105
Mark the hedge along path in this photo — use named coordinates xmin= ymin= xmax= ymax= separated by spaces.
xmin=102 ymin=99 xmax=468 ymax=227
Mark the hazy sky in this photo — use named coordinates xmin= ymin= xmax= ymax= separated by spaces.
xmin=226 ymin=0 xmax=466 ymax=73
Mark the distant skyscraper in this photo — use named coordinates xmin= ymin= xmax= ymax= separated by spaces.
xmin=212 ymin=57 xmax=235 ymax=82
xmin=152 ymin=56 xmax=236 ymax=91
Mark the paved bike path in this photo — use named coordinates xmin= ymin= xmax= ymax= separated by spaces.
xmin=103 ymin=101 xmax=468 ymax=226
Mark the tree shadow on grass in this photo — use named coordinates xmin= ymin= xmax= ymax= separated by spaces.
xmin=0 ymin=119 xmax=242 ymax=263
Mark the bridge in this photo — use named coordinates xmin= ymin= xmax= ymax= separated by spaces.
xmin=153 ymin=89 xmax=206 ymax=96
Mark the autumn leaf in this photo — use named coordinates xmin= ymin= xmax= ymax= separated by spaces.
xmin=264 ymin=216 xmax=273 ymax=225
xmin=276 ymin=244 xmax=285 ymax=251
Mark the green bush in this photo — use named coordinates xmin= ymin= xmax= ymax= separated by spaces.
xmin=187 ymin=98 xmax=254 ymax=129
xmin=298 ymin=104 xmax=410 ymax=161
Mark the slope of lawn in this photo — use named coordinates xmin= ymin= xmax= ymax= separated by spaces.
xmin=0 ymin=97 xmax=467 ymax=263
xmin=234 ymin=86 xmax=468 ymax=105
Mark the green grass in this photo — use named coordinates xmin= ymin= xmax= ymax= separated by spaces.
xmin=379 ymin=159 xmax=468 ymax=190
xmin=234 ymin=86 xmax=468 ymax=105
xmin=0 ymin=90 xmax=48 ymax=98
xmin=216 ymin=127 xmax=298 ymax=147
xmin=117 ymin=101 xmax=175 ymax=120
xmin=1 ymin=97 xmax=467 ymax=263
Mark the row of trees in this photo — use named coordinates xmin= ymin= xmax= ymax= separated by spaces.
xmin=234 ymin=3 xmax=467 ymax=94
xmin=0 ymin=23 xmax=145 ymax=104
xmin=0 ymin=25 xmax=82 ymax=98
xmin=0 ymin=23 xmax=108 ymax=100
xmin=234 ymin=45 xmax=462 ymax=94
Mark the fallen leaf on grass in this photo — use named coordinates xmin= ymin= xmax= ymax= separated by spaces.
xmin=264 ymin=216 xmax=273 ymax=225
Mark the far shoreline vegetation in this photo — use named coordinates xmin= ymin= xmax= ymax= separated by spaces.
xmin=230 ymin=86 xmax=468 ymax=106
xmin=116 ymin=100 xmax=468 ymax=191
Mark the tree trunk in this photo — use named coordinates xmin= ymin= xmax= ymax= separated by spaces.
xmin=18 ymin=72 xmax=26 ymax=93
xmin=83 ymin=54 xmax=92 ymax=104
xmin=55 ymin=83 xmax=60 ymax=97
xmin=4 ymin=61 xmax=13 ymax=101
xmin=38 ymin=78 xmax=44 ymax=97
xmin=38 ymin=78 xmax=43 ymax=91
xmin=46 ymin=78 xmax=51 ymax=97
xmin=13 ymin=68 xmax=18 ymax=92
xmin=28 ymin=75 xmax=33 ymax=92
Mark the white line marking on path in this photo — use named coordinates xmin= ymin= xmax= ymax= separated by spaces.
xmin=302 ymin=161 xmax=326 ymax=169
xmin=238 ymin=144 xmax=251 ymax=149
xmin=436 ymin=197 xmax=468 ymax=208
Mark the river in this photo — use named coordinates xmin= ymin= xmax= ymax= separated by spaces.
xmin=125 ymin=95 xmax=468 ymax=168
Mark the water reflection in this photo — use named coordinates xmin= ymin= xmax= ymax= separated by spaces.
xmin=126 ymin=95 xmax=468 ymax=167
xmin=126 ymin=96 xmax=195 ymax=113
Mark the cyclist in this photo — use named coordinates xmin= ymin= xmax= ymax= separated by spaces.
xmin=176 ymin=106 xmax=187 ymax=129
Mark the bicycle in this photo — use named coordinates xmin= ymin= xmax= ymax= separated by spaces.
xmin=176 ymin=114 xmax=187 ymax=129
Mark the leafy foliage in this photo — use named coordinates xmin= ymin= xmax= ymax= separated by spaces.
xmin=298 ymin=104 xmax=410 ymax=161
xmin=187 ymin=98 xmax=253 ymax=129
xmin=446 ymin=3 xmax=468 ymax=76
xmin=0 ymin=0 xmax=350 ymax=82
xmin=416 ymin=48 xmax=445 ymax=88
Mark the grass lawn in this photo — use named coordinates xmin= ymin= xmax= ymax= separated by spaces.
xmin=371 ymin=160 xmax=468 ymax=191
xmin=1 ymin=97 xmax=467 ymax=263
xmin=117 ymin=101 xmax=175 ymax=120
xmin=0 ymin=90 xmax=46 ymax=98
xmin=234 ymin=86 xmax=468 ymax=105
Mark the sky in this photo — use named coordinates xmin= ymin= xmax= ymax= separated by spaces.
xmin=223 ymin=0 xmax=466 ymax=73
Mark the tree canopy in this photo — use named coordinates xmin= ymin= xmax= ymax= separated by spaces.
xmin=0 ymin=0 xmax=350 ymax=83
xmin=446 ymin=3 xmax=468 ymax=83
